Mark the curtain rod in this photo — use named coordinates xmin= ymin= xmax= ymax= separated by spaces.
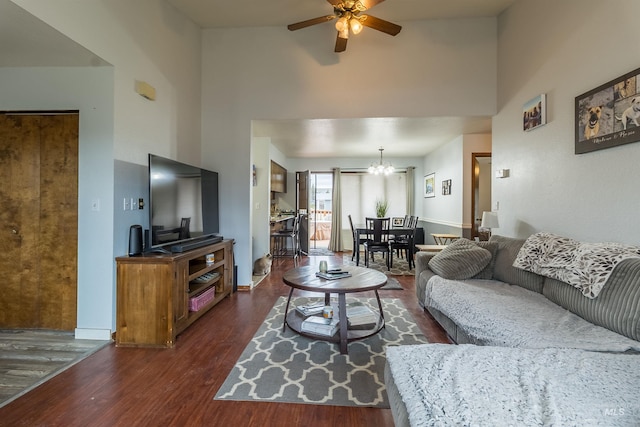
xmin=339 ymin=168 xmax=410 ymax=173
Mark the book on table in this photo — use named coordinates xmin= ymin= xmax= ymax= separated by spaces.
xmin=295 ymin=302 xmax=324 ymax=316
xmin=315 ymin=271 xmax=352 ymax=280
xmin=346 ymin=303 xmax=378 ymax=327
xmin=301 ymin=316 xmax=339 ymax=336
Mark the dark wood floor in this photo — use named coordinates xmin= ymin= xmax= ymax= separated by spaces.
xmin=0 ymin=252 xmax=451 ymax=427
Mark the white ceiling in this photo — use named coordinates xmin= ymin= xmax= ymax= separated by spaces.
xmin=1 ymin=0 xmax=515 ymax=158
xmin=166 ymin=0 xmax=515 ymax=29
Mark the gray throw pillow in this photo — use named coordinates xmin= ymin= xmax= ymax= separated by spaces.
xmin=473 ymin=241 xmax=499 ymax=279
xmin=429 ymin=238 xmax=492 ymax=280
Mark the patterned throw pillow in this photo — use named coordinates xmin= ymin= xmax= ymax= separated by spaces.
xmin=429 ymin=238 xmax=492 ymax=280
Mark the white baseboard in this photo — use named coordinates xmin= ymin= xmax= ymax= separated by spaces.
xmin=75 ymin=328 xmax=112 ymax=341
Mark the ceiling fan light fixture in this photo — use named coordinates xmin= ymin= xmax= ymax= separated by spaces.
xmin=349 ymin=17 xmax=363 ymax=34
xmin=335 ymin=16 xmax=348 ymax=32
xmin=287 ymin=0 xmax=402 ymax=53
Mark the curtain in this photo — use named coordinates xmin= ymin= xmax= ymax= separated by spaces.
xmin=406 ymin=166 xmax=415 ymax=215
xmin=328 ymin=168 xmax=343 ymax=251
xmin=341 ymin=172 xmax=407 ymax=240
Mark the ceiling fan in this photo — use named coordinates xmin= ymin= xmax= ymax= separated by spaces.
xmin=287 ymin=0 xmax=401 ymax=53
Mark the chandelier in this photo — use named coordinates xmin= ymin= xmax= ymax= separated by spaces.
xmin=368 ymin=148 xmax=394 ymax=175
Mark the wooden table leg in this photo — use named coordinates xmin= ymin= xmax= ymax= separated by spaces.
xmin=338 ymin=293 xmax=348 ymax=354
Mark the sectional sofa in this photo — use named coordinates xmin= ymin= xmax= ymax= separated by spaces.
xmin=385 ymin=234 xmax=640 ymax=426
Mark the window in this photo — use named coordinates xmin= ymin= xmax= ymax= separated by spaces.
xmin=341 ymin=172 xmax=407 ymax=225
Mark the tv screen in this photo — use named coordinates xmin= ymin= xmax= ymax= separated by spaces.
xmin=148 ymin=154 xmax=219 ymax=250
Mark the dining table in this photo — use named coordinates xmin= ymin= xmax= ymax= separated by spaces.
xmin=354 ymin=225 xmax=415 ymax=268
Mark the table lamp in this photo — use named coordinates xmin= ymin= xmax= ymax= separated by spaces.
xmin=480 ymin=211 xmax=500 ymax=238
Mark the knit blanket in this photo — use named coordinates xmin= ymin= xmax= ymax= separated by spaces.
xmin=386 ymin=344 xmax=640 ymax=427
xmin=513 ymin=232 xmax=640 ymax=298
xmin=426 ymin=276 xmax=640 ymax=352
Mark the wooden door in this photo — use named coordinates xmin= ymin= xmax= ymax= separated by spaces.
xmin=0 ymin=113 xmax=78 ymax=330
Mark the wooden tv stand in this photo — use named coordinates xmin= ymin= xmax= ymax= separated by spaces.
xmin=115 ymin=239 xmax=234 ymax=348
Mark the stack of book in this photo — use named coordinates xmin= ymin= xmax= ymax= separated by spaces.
xmin=347 ymin=303 xmax=378 ymax=329
xmin=301 ymin=316 xmax=339 ymax=336
xmin=295 ymin=302 xmax=324 ymax=317
xmin=315 ymin=269 xmax=352 ymax=280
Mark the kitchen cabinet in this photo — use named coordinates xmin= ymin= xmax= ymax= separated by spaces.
xmin=270 ymin=161 xmax=287 ymax=193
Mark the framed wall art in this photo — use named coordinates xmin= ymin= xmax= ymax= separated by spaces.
xmin=523 ymin=94 xmax=546 ymax=131
xmin=575 ymin=66 xmax=640 ymax=154
xmin=442 ymin=179 xmax=451 ymax=195
xmin=424 ymin=173 xmax=435 ymax=198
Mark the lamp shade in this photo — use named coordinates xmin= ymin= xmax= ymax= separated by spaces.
xmin=480 ymin=211 xmax=499 ymax=229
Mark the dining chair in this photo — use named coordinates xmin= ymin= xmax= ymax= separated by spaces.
xmin=390 ymin=216 xmax=418 ymax=269
xmin=363 ymin=217 xmax=391 ymax=270
xmin=347 ymin=214 xmax=360 ymax=261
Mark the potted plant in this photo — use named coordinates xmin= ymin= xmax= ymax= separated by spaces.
xmin=375 ymin=199 xmax=389 ymax=218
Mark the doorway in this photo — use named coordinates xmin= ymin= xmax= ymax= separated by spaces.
xmin=470 ymin=153 xmax=492 ymax=241
xmin=0 ymin=113 xmax=79 ymax=330
xmin=309 ymin=173 xmax=333 ymax=251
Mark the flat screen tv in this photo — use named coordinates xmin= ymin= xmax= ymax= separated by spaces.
xmin=148 ymin=154 xmax=219 ymax=251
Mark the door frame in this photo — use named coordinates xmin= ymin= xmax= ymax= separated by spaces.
xmin=470 ymin=152 xmax=492 ymax=241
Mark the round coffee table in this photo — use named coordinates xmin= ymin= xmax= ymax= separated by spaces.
xmin=282 ymin=265 xmax=388 ymax=354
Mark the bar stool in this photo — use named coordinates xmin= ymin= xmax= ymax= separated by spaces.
xmin=271 ymin=215 xmax=300 ymax=266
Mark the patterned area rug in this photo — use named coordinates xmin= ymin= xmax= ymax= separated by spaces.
xmin=343 ymin=253 xmax=415 ymax=276
xmin=214 ymin=296 xmax=429 ymax=408
xmin=308 ymin=248 xmax=336 ymax=256
xmin=381 ymin=276 xmax=403 ymax=290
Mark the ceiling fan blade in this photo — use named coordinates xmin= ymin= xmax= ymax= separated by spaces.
xmin=288 ymin=15 xmax=336 ymax=31
xmin=326 ymin=0 xmax=343 ymax=5
xmin=360 ymin=14 xmax=401 ymax=36
xmin=335 ymin=34 xmax=348 ymax=52
xmin=359 ymin=0 xmax=386 ymax=10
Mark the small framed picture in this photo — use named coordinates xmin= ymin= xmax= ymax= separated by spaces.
xmin=523 ymin=94 xmax=546 ymax=131
xmin=392 ymin=217 xmax=404 ymax=227
xmin=424 ymin=173 xmax=435 ymax=198
xmin=442 ymin=179 xmax=451 ymax=195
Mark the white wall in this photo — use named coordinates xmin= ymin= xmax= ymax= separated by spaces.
xmin=251 ymin=136 xmax=271 ymax=267
xmin=0 ymin=66 xmax=115 ymax=338
xmin=494 ymin=0 xmax=640 ymax=243
xmin=422 ymin=136 xmax=463 ymax=227
xmin=9 ymin=0 xmax=202 ymax=335
xmin=12 ymin=0 xmax=202 ymax=166
xmin=202 ymin=18 xmax=498 ymax=285
xmin=421 ymin=133 xmax=491 ymax=235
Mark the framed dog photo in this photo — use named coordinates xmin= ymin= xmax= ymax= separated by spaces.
xmin=575 ymin=66 xmax=640 ymax=154
xmin=523 ymin=94 xmax=546 ymax=131
xmin=424 ymin=173 xmax=435 ymax=198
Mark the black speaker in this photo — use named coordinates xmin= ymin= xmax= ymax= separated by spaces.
xmin=128 ymin=225 xmax=143 ymax=256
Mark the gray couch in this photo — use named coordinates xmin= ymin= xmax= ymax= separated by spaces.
xmin=385 ymin=234 xmax=640 ymax=426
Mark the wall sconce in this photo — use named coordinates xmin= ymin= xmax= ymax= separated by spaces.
xmin=495 ymin=169 xmax=510 ymax=178
xmin=135 ymin=80 xmax=156 ymax=101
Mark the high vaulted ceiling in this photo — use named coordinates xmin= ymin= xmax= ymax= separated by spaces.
xmin=166 ymin=0 xmax=515 ymax=29
xmin=167 ymin=0 xmax=514 ymax=158
xmin=1 ymin=0 xmax=516 ymax=158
